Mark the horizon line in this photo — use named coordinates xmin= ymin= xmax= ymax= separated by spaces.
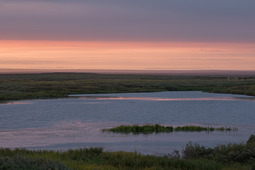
xmin=1 ymin=69 xmax=255 ymax=76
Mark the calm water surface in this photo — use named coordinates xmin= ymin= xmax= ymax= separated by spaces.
xmin=0 ymin=91 xmax=255 ymax=155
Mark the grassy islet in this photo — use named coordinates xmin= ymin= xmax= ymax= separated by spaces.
xmin=102 ymin=124 xmax=238 ymax=134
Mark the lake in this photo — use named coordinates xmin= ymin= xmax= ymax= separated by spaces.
xmin=0 ymin=91 xmax=255 ymax=155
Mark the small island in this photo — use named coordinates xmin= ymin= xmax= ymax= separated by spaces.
xmin=102 ymin=124 xmax=238 ymax=134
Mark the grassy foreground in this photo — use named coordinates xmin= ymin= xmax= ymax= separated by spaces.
xmin=0 ymin=135 xmax=254 ymax=170
xmin=0 ymin=73 xmax=255 ymax=101
xmin=102 ymin=124 xmax=238 ymax=134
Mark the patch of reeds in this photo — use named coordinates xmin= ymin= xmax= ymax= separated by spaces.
xmin=102 ymin=124 xmax=238 ymax=134
xmin=102 ymin=124 xmax=174 ymax=134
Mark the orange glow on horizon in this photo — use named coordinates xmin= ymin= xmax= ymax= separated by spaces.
xmin=1 ymin=40 xmax=255 ymax=71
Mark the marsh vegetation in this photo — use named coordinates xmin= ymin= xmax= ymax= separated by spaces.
xmin=1 ymin=73 xmax=255 ymax=101
xmin=102 ymin=124 xmax=238 ymax=134
xmin=0 ymin=135 xmax=254 ymax=170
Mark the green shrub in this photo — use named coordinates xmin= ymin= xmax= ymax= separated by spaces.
xmin=182 ymin=142 xmax=214 ymax=159
xmin=182 ymin=135 xmax=255 ymax=164
xmin=66 ymin=147 xmax=103 ymax=162
xmin=247 ymin=135 xmax=255 ymax=145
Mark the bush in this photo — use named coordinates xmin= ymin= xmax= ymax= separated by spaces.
xmin=182 ymin=135 xmax=255 ymax=164
xmin=182 ymin=142 xmax=214 ymax=159
xmin=247 ymin=135 xmax=255 ymax=145
xmin=66 ymin=147 xmax=103 ymax=162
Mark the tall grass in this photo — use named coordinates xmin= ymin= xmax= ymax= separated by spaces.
xmin=0 ymin=148 xmax=222 ymax=170
xmin=0 ymin=154 xmax=70 ymax=170
xmin=0 ymin=135 xmax=254 ymax=170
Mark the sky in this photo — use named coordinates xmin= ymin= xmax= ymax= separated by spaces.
xmin=0 ymin=0 xmax=255 ymax=71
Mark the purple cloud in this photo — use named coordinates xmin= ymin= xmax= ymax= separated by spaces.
xmin=1 ymin=0 xmax=255 ymax=42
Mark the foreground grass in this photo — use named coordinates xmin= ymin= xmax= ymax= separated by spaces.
xmin=1 ymin=135 xmax=255 ymax=170
xmin=0 ymin=148 xmax=222 ymax=170
xmin=0 ymin=73 xmax=255 ymax=101
xmin=102 ymin=124 xmax=238 ymax=134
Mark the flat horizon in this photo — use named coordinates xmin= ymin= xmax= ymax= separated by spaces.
xmin=1 ymin=68 xmax=255 ymax=76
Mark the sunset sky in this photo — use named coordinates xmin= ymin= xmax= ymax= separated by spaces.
xmin=1 ymin=0 xmax=255 ymax=71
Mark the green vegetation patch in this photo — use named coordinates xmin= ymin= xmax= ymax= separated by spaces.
xmin=102 ymin=124 xmax=238 ymax=134
xmin=0 ymin=148 xmax=223 ymax=170
xmin=182 ymin=134 xmax=255 ymax=164
xmin=1 ymin=135 xmax=255 ymax=170
xmin=0 ymin=154 xmax=70 ymax=170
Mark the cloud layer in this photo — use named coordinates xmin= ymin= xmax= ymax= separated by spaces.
xmin=1 ymin=0 xmax=255 ymax=42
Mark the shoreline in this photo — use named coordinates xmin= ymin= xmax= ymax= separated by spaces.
xmin=0 ymin=72 xmax=255 ymax=102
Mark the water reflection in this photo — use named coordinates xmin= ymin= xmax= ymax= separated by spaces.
xmin=0 ymin=121 xmax=248 ymax=155
xmin=78 ymin=96 xmax=255 ymax=102
xmin=0 ymin=101 xmax=31 ymax=105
